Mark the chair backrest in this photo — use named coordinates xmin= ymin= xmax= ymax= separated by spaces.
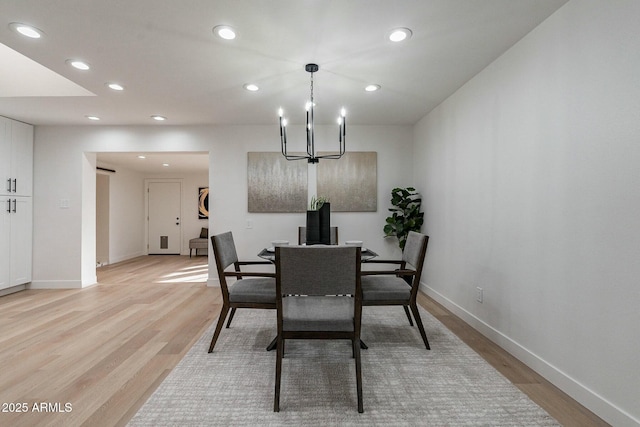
xmin=211 ymin=232 xmax=239 ymax=290
xmin=276 ymin=246 xmax=359 ymax=296
xmin=402 ymin=231 xmax=429 ymax=289
xmin=298 ymin=226 xmax=339 ymax=245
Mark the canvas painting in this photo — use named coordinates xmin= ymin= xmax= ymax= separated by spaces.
xmin=247 ymin=152 xmax=307 ymax=213
xmin=199 ymin=187 xmax=209 ymax=219
xmin=317 ymin=151 xmax=377 ymax=212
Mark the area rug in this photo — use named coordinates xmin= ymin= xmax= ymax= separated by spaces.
xmin=128 ymin=306 xmax=558 ymax=426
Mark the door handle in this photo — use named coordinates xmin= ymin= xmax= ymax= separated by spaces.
xmin=6 ymin=199 xmax=10 ymax=213
xmin=12 ymin=199 xmax=17 ymax=213
xmin=6 ymin=179 xmax=10 ymax=193
xmin=13 ymin=179 xmax=17 ymax=193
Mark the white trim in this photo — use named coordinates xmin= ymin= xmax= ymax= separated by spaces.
xmin=421 ymin=282 xmax=639 ymax=427
xmin=28 ymin=280 xmax=84 ymax=289
xmin=0 ymin=284 xmax=26 ymax=296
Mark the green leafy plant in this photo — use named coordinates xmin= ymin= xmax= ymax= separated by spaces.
xmin=309 ymin=195 xmax=329 ymax=210
xmin=383 ymin=187 xmax=424 ymax=250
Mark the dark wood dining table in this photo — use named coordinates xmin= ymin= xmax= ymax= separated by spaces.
xmin=258 ymin=246 xmax=378 ymax=262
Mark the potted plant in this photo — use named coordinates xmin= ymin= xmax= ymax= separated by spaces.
xmin=384 ymin=187 xmax=424 ymax=250
xmin=306 ymin=196 xmax=331 ymax=245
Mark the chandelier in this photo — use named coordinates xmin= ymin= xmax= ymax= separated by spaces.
xmin=278 ymin=63 xmax=346 ymax=164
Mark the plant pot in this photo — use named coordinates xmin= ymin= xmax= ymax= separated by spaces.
xmin=306 ymin=210 xmax=321 ymax=245
xmin=319 ymin=202 xmax=331 ymax=245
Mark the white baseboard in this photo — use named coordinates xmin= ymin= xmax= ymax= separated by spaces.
xmin=28 ymin=280 xmax=84 ymax=289
xmin=0 ymin=284 xmax=26 ymax=296
xmin=422 ymin=283 xmax=638 ymax=427
xmin=207 ymin=278 xmax=220 ymax=288
xmin=110 ymin=251 xmax=146 ymax=265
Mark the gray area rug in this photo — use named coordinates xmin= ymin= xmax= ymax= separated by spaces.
xmin=128 ymin=306 xmax=559 ymax=426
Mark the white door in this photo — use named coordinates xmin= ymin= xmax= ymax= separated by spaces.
xmin=148 ymin=181 xmax=182 ymax=254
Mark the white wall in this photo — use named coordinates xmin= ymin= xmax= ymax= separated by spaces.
xmin=96 ymin=173 xmax=109 ymax=265
xmin=103 ymin=165 xmax=145 ymax=263
xmin=413 ymin=1 xmax=640 ymax=425
xmin=32 ymin=124 xmax=413 ymax=288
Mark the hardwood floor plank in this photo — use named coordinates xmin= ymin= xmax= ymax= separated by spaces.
xmin=0 ymin=255 xmax=608 ymax=427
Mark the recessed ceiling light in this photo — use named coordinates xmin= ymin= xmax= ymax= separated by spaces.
xmin=85 ymin=115 xmax=100 ymax=121
xmin=213 ymin=25 xmax=236 ymax=40
xmin=151 ymin=115 xmax=166 ymax=121
xmin=243 ymin=83 xmax=259 ymax=92
xmin=9 ymin=22 xmax=43 ymax=39
xmin=162 ymin=163 xmax=170 ymax=167
xmin=137 ymin=155 xmax=146 ymax=159
xmin=388 ymin=27 xmax=412 ymax=42
xmin=66 ymin=59 xmax=90 ymax=70
xmin=365 ymin=84 xmax=381 ymax=92
xmin=106 ymin=83 xmax=124 ymax=91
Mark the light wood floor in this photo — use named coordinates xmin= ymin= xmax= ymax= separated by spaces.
xmin=0 ymin=255 xmax=608 ymax=426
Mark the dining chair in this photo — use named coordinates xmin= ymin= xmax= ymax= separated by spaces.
xmin=274 ymin=245 xmax=363 ymax=413
xmin=208 ymin=231 xmax=276 ymax=353
xmin=361 ymin=231 xmax=430 ymax=350
xmin=297 ymin=226 xmax=339 ymax=245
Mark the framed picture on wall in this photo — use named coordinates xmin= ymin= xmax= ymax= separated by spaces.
xmin=199 ymin=187 xmax=209 ymax=219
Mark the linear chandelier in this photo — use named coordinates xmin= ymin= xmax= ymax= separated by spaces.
xmin=278 ymin=63 xmax=346 ymax=164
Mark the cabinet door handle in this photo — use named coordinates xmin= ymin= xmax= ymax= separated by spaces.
xmin=6 ymin=179 xmax=10 ymax=193
xmin=12 ymin=179 xmax=17 ymax=193
xmin=6 ymin=199 xmax=10 ymax=213
xmin=12 ymin=199 xmax=17 ymax=213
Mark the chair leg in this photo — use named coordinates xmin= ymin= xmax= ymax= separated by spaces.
xmin=410 ymin=302 xmax=431 ymax=350
xmin=225 ymin=307 xmax=237 ymax=328
xmin=403 ymin=305 xmax=414 ymax=326
xmin=274 ymin=337 xmax=283 ymax=412
xmin=208 ymin=304 xmax=230 ymax=353
xmin=354 ymin=338 xmax=364 ymax=413
xmin=189 ymin=248 xmax=192 ymax=258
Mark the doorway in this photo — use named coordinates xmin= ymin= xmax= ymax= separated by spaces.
xmin=146 ymin=179 xmax=182 ymax=255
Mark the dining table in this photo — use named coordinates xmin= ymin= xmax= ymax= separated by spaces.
xmin=258 ymin=244 xmax=378 ymax=351
xmin=258 ymin=246 xmax=378 ymax=262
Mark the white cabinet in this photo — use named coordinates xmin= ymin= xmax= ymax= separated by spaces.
xmin=0 ymin=197 xmax=32 ymax=289
xmin=0 ymin=117 xmax=33 ymax=290
xmin=1 ymin=116 xmax=33 ymax=197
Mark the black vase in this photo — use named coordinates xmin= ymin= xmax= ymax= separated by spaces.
xmin=306 ymin=210 xmax=321 ymax=245
xmin=318 ymin=202 xmax=331 ymax=245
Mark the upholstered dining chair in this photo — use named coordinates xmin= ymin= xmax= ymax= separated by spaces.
xmin=208 ymin=231 xmax=276 ymax=353
xmin=297 ymin=226 xmax=339 ymax=245
xmin=274 ymin=245 xmax=363 ymax=413
xmin=361 ymin=231 xmax=430 ymax=350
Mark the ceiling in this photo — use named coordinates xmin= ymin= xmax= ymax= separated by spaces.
xmin=96 ymin=152 xmax=209 ymax=175
xmin=0 ymin=0 xmax=567 ymax=172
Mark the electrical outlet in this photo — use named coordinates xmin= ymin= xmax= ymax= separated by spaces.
xmin=246 ymin=219 xmax=253 ymax=229
xmin=476 ymin=287 xmax=483 ymax=303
